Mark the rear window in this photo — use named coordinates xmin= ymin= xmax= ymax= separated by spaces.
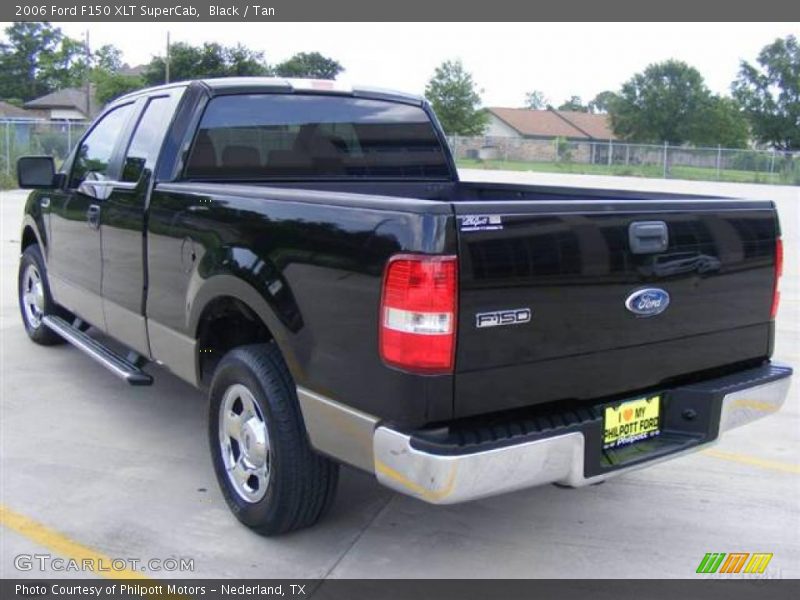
xmin=184 ymin=94 xmax=451 ymax=180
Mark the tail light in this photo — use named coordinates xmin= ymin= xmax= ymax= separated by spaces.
xmin=771 ymin=237 xmax=783 ymax=319
xmin=379 ymin=254 xmax=458 ymax=374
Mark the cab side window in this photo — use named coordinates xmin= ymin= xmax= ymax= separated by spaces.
xmin=69 ymin=104 xmax=134 ymax=188
xmin=122 ymin=95 xmax=180 ymax=183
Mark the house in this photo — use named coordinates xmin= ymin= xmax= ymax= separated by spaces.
xmin=24 ymin=87 xmax=99 ymax=121
xmin=486 ymin=107 xmax=616 ymax=141
xmin=0 ymin=100 xmax=44 ymax=121
xmin=119 ymin=63 xmax=146 ymax=78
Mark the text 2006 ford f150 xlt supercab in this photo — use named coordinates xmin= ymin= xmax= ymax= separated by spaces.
xmin=17 ymin=78 xmax=792 ymax=534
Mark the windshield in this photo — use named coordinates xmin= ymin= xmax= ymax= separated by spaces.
xmin=183 ymin=94 xmax=451 ymax=181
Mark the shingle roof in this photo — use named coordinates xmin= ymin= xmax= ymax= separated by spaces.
xmin=488 ymin=107 xmax=616 ymax=140
xmin=24 ymin=88 xmax=90 ymax=111
xmin=0 ymin=101 xmax=38 ymax=119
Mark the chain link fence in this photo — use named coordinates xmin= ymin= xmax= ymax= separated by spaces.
xmin=450 ymin=135 xmax=800 ymax=186
xmin=2 ymin=120 xmax=798 ymax=188
xmin=1 ymin=119 xmax=89 ymax=188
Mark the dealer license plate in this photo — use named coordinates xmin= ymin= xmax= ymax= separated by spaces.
xmin=603 ymin=395 xmax=661 ymax=449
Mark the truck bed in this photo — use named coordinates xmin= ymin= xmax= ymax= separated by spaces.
xmin=159 ymin=178 xmax=778 ymax=423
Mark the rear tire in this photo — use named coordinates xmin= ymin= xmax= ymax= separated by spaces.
xmin=208 ymin=343 xmax=339 ymax=535
xmin=18 ymin=245 xmax=65 ymax=346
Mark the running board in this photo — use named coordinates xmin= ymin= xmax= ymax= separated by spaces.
xmin=42 ymin=315 xmax=153 ymax=386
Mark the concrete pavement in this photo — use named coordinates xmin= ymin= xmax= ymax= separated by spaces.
xmin=1 ymin=171 xmax=798 ymax=579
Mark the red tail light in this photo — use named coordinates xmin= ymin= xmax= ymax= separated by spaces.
xmin=379 ymin=254 xmax=458 ymax=374
xmin=771 ymin=238 xmax=783 ymax=319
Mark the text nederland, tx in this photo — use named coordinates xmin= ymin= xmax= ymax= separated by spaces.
xmin=16 ymin=583 xmax=308 ymax=596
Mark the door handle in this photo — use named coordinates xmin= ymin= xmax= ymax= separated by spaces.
xmin=87 ymin=204 xmax=101 ymax=230
xmin=40 ymin=197 xmax=51 ymax=209
xmin=629 ymin=221 xmax=668 ymax=254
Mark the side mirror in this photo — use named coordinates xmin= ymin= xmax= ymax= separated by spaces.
xmin=17 ymin=156 xmax=56 ymax=189
xmin=122 ymin=156 xmax=147 ymax=184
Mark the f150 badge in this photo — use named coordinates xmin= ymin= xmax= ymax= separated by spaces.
xmin=476 ymin=308 xmax=532 ymax=328
xmin=625 ymin=288 xmax=670 ymax=317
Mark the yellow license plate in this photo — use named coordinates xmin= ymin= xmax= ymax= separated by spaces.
xmin=603 ymin=395 xmax=661 ymax=449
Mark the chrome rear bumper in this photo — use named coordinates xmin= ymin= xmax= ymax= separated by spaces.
xmin=373 ymin=365 xmax=792 ymax=504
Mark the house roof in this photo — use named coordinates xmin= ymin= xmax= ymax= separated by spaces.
xmin=0 ymin=101 xmax=40 ymax=119
xmin=488 ymin=107 xmax=616 ymax=140
xmin=119 ymin=63 xmax=145 ymax=77
xmin=24 ymin=87 xmax=101 ymax=118
xmin=25 ymin=88 xmax=89 ymax=111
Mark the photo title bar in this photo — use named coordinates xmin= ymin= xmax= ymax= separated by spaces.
xmin=2 ymin=0 xmax=799 ymax=22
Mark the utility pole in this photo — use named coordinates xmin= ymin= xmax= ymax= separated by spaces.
xmin=165 ymin=31 xmax=171 ymax=84
xmin=84 ymin=30 xmax=91 ymax=116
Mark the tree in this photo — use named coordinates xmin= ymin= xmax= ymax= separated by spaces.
xmin=557 ymin=95 xmax=588 ymax=112
xmin=524 ymin=90 xmax=548 ymax=109
xmin=143 ymin=42 xmax=268 ymax=85
xmin=92 ymin=71 xmax=143 ymax=105
xmin=425 ymin=59 xmax=488 ymax=136
xmin=588 ymin=90 xmax=617 ymax=114
xmin=692 ymin=96 xmax=749 ymax=148
xmin=38 ymin=36 xmax=89 ymax=91
xmin=94 ymin=44 xmax=123 ymax=72
xmin=273 ymin=52 xmax=343 ymax=79
xmin=610 ymin=60 xmax=738 ymax=146
xmin=733 ymin=35 xmax=800 ymax=150
xmin=0 ymin=22 xmax=87 ymax=101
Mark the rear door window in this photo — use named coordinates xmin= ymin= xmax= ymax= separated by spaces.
xmin=184 ymin=94 xmax=451 ymax=180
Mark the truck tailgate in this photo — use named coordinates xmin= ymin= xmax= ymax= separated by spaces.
xmin=453 ymin=199 xmax=779 ymax=418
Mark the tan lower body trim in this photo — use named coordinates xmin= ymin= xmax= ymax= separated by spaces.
xmin=147 ymin=320 xmax=199 ymax=387
xmin=296 ymin=387 xmax=378 ymax=473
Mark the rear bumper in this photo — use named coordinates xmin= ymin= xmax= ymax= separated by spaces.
xmin=373 ymin=362 xmax=792 ymax=504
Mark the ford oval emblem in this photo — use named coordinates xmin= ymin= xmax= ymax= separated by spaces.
xmin=625 ymin=288 xmax=670 ymax=317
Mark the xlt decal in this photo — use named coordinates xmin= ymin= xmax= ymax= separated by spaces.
xmin=476 ymin=308 xmax=532 ymax=328
xmin=459 ymin=215 xmax=504 ymax=232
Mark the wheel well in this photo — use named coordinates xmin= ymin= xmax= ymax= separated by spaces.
xmin=196 ymin=296 xmax=274 ymax=384
xmin=21 ymin=227 xmax=37 ymax=252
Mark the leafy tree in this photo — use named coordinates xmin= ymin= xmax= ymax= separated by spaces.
xmin=38 ymin=36 xmax=88 ymax=91
xmin=557 ymin=95 xmax=588 ymax=112
xmin=588 ymin=90 xmax=617 ymax=114
xmin=733 ymin=35 xmax=800 ymax=150
xmin=92 ymin=71 xmax=144 ymax=105
xmin=692 ymin=96 xmax=749 ymax=148
xmin=0 ymin=22 xmax=86 ymax=101
xmin=143 ymin=42 xmax=268 ymax=85
xmin=524 ymin=90 xmax=548 ymax=109
xmin=273 ymin=52 xmax=343 ymax=79
xmin=94 ymin=44 xmax=123 ymax=72
xmin=224 ymin=44 xmax=271 ymax=76
xmin=425 ymin=59 xmax=488 ymax=136
xmin=610 ymin=60 xmax=735 ymax=146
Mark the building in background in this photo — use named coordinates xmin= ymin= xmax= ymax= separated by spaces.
xmin=486 ymin=107 xmax=616 ymax=141
xmin=24 ymin=87 xmax=100 ymax=121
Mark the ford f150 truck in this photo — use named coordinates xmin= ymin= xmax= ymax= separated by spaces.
xmin=16 ymin=78 xmax=792 ymax=535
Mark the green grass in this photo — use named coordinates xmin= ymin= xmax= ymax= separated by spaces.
xmin=457 ymin=159 xmax=797 ymax=186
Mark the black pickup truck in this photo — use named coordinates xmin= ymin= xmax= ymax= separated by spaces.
xmin=17 ymin=78 xmax=792 ymax=534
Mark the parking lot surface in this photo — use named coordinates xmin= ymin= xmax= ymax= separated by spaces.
xmin=1 ymin=171 xmax=798 ymax=579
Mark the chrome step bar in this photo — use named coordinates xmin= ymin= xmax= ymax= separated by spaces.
xmin=42 ymin=315 xmax=153 ymax=386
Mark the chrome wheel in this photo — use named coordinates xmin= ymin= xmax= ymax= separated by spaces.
xmin=21 ymin=263 xmax=45 ymax=329
xmin=218 ymin=383 xmax=270 ymax=503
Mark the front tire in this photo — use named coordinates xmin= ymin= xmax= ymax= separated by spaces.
xmin=18 ymin=245 xmax=65 ymax=346
xmin=208 ymin=343 xmax=339 ymax=535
